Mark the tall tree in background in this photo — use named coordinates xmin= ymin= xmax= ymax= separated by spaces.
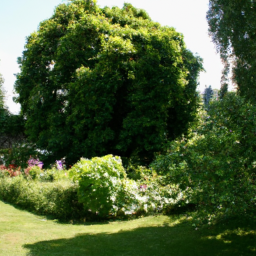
xmin=207 ymin=0 xmax=256 ymax=102
xmin=219 ymin=82 xmax=228 ymax=99
xmin=203 ymin=85 xmax=213 ymax=109
xmin=0 ymin=63 xmax=5 ymax=108
xmin=0 ymin=60 xmax=25 ymax=151
xmin=15 ymin=0 xmax=203 ymax=165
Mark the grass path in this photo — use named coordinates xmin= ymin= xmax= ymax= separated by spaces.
xmin=0 ymin=200 xmax=256 ymax=256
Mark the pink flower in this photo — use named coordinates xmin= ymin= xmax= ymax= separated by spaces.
xmin=140 ymin=184 xmax=147 ymax=191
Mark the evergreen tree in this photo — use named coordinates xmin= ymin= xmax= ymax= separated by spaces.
xmin=219 ymin=83 xmax=228 ymax=99
xmin=203 ymin=85 xmax=213 ymax=109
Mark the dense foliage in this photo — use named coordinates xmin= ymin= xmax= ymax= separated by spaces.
xmin=152 ymin=93 xmax=256 ymax=225
xmin=15 ymin=0 xmax=203 ymax=165
xmin=69 ymin=155 xmax=127 ymax=217
xmin=69 ymin=154 xmax=182 ymax=218
xmin=207 ymin=0 xmax=256 ymax=101
xmin=0 ymin=66 xmax=4 ymax=108
xmin=0 ymin=64 xmax=25 ymax=155
xmin=0 ymin=154 xmax=184 ymax=220
xmin=0 ymin=176 xmax=86 ymax=220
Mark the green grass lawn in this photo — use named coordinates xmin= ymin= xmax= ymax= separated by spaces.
xmin=0 ymin=200 xmax=256 ymax=256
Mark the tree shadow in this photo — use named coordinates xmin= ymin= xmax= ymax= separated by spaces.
xmin=23 ymin=216 xmax=256 ymax=256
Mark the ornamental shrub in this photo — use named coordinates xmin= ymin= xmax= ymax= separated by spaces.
xmin=25 ymin=166 xmax=43 ymax=180
xmin=70 ymin=154 xmax=185 ymax=218
xmin=0 ymin=175 xmax=86 ymax=220
xmin=69 ymin=155 xmax=127 ymax=217
xmin=152 ymin=93 xmax=256 ymax=225
xmin=38 ymin=168 xmax=69 ymax=182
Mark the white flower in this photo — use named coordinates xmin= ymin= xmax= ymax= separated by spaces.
xmin=110 ymin=196 xmax=116 ymax=202
xmin=103 ymin=172 xmax=109 ymax=178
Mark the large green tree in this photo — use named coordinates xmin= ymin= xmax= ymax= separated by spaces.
xmin=15 ymin=0 xmax=203 ymax=165
xmin=207 ymin=0 xmax=256 ymax=101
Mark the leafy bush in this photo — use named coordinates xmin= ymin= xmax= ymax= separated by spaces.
xmin=152 ymin=93 xmax=256 ymax=225
xmin=70 ymin=155 xmax=184 ymax=218
xmin=126 ymin=165 xmax=153 ymax=181
xmin=38 ymin=168 xmax=69 ymax=182
xmin=24 ymin=166 xmax=43 ymax=180
xmin=69 ymin=155 xmax=127 ymax=217
xmin=0 ymin=175 xmax=86 ymax=220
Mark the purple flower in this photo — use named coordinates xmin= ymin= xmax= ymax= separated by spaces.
xmin=28 ymin=157 xmax=44 ymax=169
xmin=37 ymin=161 xmax=44 ymax=169
xmin=28 ymin=158 xmax=39 ymax=167
xmin=230 ymin=130 xmax=232 ymax=132
xmin=28 ymin=157 xmax=43 ymax=169
xmin=56 ymin=160 xmax=63 ymax=170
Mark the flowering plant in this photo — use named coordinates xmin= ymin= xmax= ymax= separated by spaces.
xmin=56 ymin=158 xmax=66 ymax=170
xmin=27 ymin=156 xmax=43 ymax=169
xmin=0 ymin=164 xmax=22 ymax=178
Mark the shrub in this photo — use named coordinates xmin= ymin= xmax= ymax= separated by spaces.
xmin=70 ymin=155 xmax=184 ymax=218
xmin=24 ymin=166 xmax=43 ymax=180
xmin=69 ymin=155 xmax=127 ymax=217
xmin=38 ymin=168 xmax=69 ymax=182
xmin=152 ymin=93 xmax=256 ymax=225
xmin=0 ymin=175 xmax=86 ymax=220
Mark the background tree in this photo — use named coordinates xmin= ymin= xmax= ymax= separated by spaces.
xmin=203 ymin=85 xmax=213 ymax=109
xmin=207 ymin=0 xmax=256 ymax=102
xmin=15 ymin=0 xmax=203 ymax=166
xmin=0 ymin=65 xmax=5 ymax=109
xmin=0 ymin=60 xmax=25 ymax=164
xmin=219 ymin=83 xmax=228 ymax=100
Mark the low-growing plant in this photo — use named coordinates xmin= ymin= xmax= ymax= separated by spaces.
xmin=25 ymin=166 xmax=43 ymax=180
xmin=0 ymin=164 xmax=22 ymax=178
xmin=38 ymin=168 xmax=69 ymax=182
xmin=0 ymin=169 xmax=10 ymax=178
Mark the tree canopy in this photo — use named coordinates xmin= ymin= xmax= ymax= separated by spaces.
xmin=0 ymin=64 xmax=5 ymax=109
xmin=15 ymin=0 xmax=203 ymax=165
xmin=207 ymin=0 xmax=256 ymax=101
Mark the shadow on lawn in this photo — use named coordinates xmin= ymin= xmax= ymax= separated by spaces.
xmin=24 ymin=217 xmax=256 ymax=256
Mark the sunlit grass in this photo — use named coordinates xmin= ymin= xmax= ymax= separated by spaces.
xmin=0 ymin=200 xmax=255 ymax=256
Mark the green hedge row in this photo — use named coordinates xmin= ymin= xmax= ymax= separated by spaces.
xmin=0 ymin=176 xmax=88 ymax=221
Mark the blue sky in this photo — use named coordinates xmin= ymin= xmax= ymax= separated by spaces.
xmin=0 ymin=0 xmax=223 ymax=113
